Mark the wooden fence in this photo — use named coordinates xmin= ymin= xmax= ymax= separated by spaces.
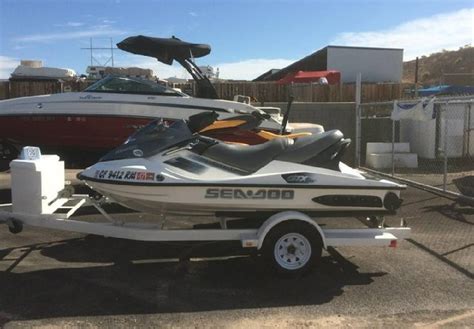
xmin=0 ymin=81 xmax=11 ymax=100
xmin=176 ymin=82 xmax=409 ymax=103
xmin=0 ymin=78 xmax=412 ymax=103
xmin=8 ymin=79 xmax=63 ymax=98
xmin=0 ymin=79 xmax=92 ymax=99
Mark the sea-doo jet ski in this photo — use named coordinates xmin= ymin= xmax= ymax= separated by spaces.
xmin=79 ymin=113 xmax=405 ymax=219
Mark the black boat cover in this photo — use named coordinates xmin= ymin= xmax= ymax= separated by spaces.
xmin=117 ymin=35 xmax=211 ymax=65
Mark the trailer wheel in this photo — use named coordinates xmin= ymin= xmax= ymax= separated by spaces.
xmin=8 ymin=219 xmax=23 ymax=234
xmin=262 ymin=221 xmax=322 ymax=277
xmin=0 ymin=141 xmax=19 ymax=172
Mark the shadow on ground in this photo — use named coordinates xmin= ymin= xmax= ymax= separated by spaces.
xmin=0 ymin=235 xmax=385 ymax=322
xmin=421 ymin=203 xmax=474 ymax=226
xmin=406 ymin=201 xmax=474 ymax=280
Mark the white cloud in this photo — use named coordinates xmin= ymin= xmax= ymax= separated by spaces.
xmin=91 ymin=24 xmax=113 ymax=30
xmin=14 ymin=28 xmax=127 ymax=43
xmin=215 ymin=58 xmax=294 ymax=80
xmin=0 ymin=55 xmax=19 ymax=79
xmin=53 ymin=21 xmax=85 ymax=28
xmin=189 ymin=12 xmax=198 ymax=17
xmin=331 ymin=8 xmax=474 ymax=60
xmin=67 ymin=21 xmax=84 ymax=27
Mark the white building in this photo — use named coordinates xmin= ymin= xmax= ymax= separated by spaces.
xmin=326 ymin=46 xmax=403 ymax=83
xmin=198 ymin=65 xmax=219 ymax=81
xmin=257 ymin=45 xmax=403 ymax=83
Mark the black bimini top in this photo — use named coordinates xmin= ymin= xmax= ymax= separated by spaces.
xmin=117 ymin=35 xmax=218 ymax=99
xmin=117 ymin=35 xmax=211 ymax=65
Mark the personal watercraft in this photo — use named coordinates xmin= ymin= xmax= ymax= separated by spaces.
xmin=79 ymin=112 xmax=405 ymax=220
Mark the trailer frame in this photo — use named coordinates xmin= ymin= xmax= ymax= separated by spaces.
xmin=0 ymin=194 xmax=410 ymax=249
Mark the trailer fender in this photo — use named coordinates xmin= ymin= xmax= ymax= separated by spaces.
xmin=256 ymin=211 xmax=326 ymax=250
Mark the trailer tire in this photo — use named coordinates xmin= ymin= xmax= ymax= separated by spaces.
xmin=0 ymin=140 xmax=19 ymax=172
xmin=262 ymin=220 xmax=322 ymax=277
xmin=8 ymin=219 xmax=23 ymax=234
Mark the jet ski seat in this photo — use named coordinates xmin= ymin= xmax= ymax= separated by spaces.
xmin=202 ymin=137 xmax=293 ymax=173
xmin=276 ymin=129 xmax=350 ymax=169
xmin=197 ymin=129 xmax=349 ymax=173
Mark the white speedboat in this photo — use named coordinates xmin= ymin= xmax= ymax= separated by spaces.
xmin=0 ymin=36 xmax=323 ymax=165
xmin=0 ymin=76 xmax=283 ymax=150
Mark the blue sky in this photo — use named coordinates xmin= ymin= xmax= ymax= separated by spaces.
xmin=0 ymin=0 xmax=473 ymax=79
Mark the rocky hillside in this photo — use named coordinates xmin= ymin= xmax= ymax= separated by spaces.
xmin=402 ymin=45 xmax=473 ymax=85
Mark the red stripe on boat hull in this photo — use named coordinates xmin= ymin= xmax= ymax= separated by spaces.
xmin=0 ymin=115 xmax=155 ymax=150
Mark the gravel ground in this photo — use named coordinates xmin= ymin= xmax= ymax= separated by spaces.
xmin=0 ymin=172 xmax=473 ymax=328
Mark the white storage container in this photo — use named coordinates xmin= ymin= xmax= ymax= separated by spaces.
xmin=10 ymin=155 xmax=65 ymax=215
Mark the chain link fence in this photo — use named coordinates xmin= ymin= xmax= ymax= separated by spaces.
xmin=358 ymin=96 xmax=474 ymax=201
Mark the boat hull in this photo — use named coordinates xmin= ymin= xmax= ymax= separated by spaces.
xmin=0 ymin=90 xmax=313 ymax=154
xmin=0 ymin=91 xmax=258 ymax=156
xmin=0 ymin=115 xmax=153 ymax=150
xmin=85 ymin=180 xmax=401 ymax=217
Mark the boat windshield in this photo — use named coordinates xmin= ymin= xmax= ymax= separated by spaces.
xmin=99 ymin=119 xmax=194 ymax=161
xmin=85 ymin=76 xmax=186 ymax=96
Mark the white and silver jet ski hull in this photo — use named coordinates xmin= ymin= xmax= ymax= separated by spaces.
xmin=80 ymin=153 xmax=404 ymax=218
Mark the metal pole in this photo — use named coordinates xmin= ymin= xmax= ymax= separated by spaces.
xmin=466 ymin=103 xmax=471 ymax=157
xmin=355 ymin=73 xmax=362 ymax=167
xmin=414 ymin=57 xmax=419 ymax=98
xmin=392 ymin=118 xmax=395 ymax=176
xmin=90 ymin=38 xmax=93 ymax=66
xmin=463 ymin=103 xmax=468 ymax=157
xmin=110 ymin=38 xmax=114 ymax=67
xmin=443 ymin=102 xmax=448 ymax=191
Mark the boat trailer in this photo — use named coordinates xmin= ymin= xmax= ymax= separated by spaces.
xmin=0 ymin=150 xmax=411 ymax=275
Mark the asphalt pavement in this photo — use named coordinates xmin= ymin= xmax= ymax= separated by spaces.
xmin=0 ymin=171 xmax=473 ymax=328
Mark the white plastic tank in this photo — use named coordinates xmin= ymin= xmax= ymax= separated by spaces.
xmin=10 ymin=147 xmax=65 ymax=215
